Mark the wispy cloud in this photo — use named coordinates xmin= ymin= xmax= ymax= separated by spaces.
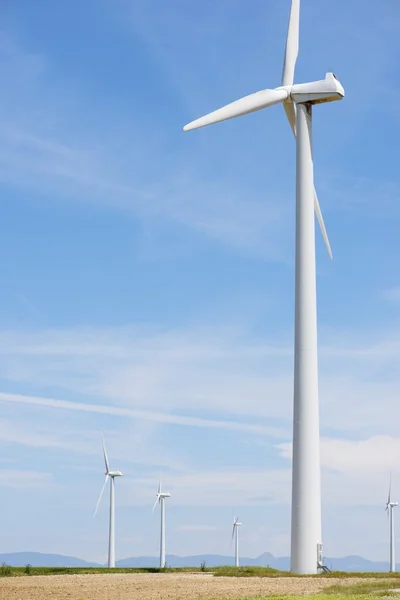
xmin=0 ymin=469 xmax=53 ymax=489
xmin=382 ymin=286 xmax=400 ymax=304
xmin=124 ymin=467 xmax=292 ymax=508
xmin=0 ymin=391 xmax=282 ymax=437
xmin=0 ymin=323 xmax=399 ymax=437
xmin=0 ymin=29 xmax=292 ymax=260
xmin=176 ymin=525 xmax=219 ymax=533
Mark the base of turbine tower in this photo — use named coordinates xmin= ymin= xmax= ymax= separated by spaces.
xmin=290 ymin=539 xmax=326 ymax=575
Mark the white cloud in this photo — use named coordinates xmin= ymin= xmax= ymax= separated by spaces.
xmin=321 ymin=436 xmax=400 ymax=474
xmin=278 ymin=435 xmax=400 ymax=508
xmin=279 ymin=435 xmax=400 ymax=475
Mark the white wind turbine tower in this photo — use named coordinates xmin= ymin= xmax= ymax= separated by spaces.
xmin=93 ymin=432 xmax=123 ymax=568
xmin=232 ymin=515 xmax=242 ymax=568
xmin=183 ymin=0 xmax=345 ymax=574
xmin=386 ymin=476 xmax=398 ymax=573
xmin=153 ymin=480 xmax=171 ymax=568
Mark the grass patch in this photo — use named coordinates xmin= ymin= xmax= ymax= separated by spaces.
xmin=0 ymin=563 xmax=12 ymax=577
xmin=323 ymin=580 xmax=400 ymax=595
xmin=202 ymin=596 xmax=400 ymax=600
xmin=2 ymin=565 xmax=400 ymax=581
xmin=0 ymin=566 xmax=208 ymax=577
xmin=321 ymin=573 xmax=400 ymax=580
xmin=212 ymin=566 xmax=290 ymax=577
xmin=211 ymin=568 xmax=400 ymax=579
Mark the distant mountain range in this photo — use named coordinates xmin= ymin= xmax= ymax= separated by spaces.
xmin=0 ymin=551 xmax=395 ymax=572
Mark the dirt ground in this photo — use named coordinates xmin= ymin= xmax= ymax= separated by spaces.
xmin=0 ymin=572 xmax=382 ymax=600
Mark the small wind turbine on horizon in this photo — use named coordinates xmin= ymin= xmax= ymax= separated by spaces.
xmin=386 ymin=476 xmax=398 ymax=573
xmin=153 ymin=480 xmax=171 ymax=569
xmin=231 ymin=515 xmax=242 ymax=568
xmin=93 ymin=432 xmax=123 ymax=568
xmin=182 ymin=0 xmax=345 ymax=574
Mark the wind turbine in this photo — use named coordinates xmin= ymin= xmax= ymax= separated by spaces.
xmin=182 ymin=0 xmax=344 ymax=574
xmin=386 ymin=476 xmax=398 ymax=573
xmin=231 ymin=515 xmax=242 ymax=568
xmin=153 ymin=480 xmax=171 ymax=568
xmin=93 ymin=432 xmax=123 ymax=568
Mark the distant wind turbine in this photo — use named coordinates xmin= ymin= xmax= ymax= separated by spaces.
xmin=182 ymin=0 xmax=345 ymax=574
xmin=232 ymin=515 xmax=242 ymax=568
xmin=386 ymin=476 xmax=398 ymax=573
xmin=93 ymin=432 xmax=123 ymax=568
xmin=153 ymin=480 xmax=171 ymax=568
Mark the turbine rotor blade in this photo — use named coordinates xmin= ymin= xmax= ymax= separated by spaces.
xmin=152 ymin=479 xmax=162 ymax=511
xmin=282 ymin=0 xmax=300 ymax=87
xmin=94 ymin=474 xmax=109 ymax=518
xmin=101 ymin=432 xmax=110 ymax=474
xmin=283 ymin=102 xmax=296 ymax=135
xmin=314 ymin=191 xmax=333 ymax=260
xmin=183 ymin=88 xmax=288 ymax=132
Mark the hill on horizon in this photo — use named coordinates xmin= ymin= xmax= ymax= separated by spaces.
xmin=0 ymin=551 xmax=394 ymax=572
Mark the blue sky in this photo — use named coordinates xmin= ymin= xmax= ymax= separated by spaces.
xmin=0 ymin=0 xmax=399 ymax=564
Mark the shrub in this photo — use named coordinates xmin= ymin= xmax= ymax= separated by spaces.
xmin=0 ymin=562 xmax=12 ymax=577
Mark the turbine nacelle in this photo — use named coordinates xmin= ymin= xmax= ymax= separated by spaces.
xmin=155 ymin=491 xmax=171 ymax=505
xmin=290 ymin=72 xmax=344 ymax=105
xmin=108 ymin=470 xmax=123 ymax=478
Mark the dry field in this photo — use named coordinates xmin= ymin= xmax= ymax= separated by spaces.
xmin=0 ymin=572 xmax=387 ymax=600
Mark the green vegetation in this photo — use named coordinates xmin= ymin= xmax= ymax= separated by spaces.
xmin=323 ymin=580 xmax=400 ymax=595
xmin=0 ymin=565 xmax=206 ymax=577
xmin=0 ymin=562 xmax=12 ymax=577
xmin=1 ymin=564 xmax=400 ymax=582
xmin=203 ymin=597 xmax=400 ymax=600
xmin=212 ymin=566 xmax=288 ymax=577
xmin=320 ymin=572 xmax=400 ymax=580
xmin=212 ymin=567 xmax=400 ymax=579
